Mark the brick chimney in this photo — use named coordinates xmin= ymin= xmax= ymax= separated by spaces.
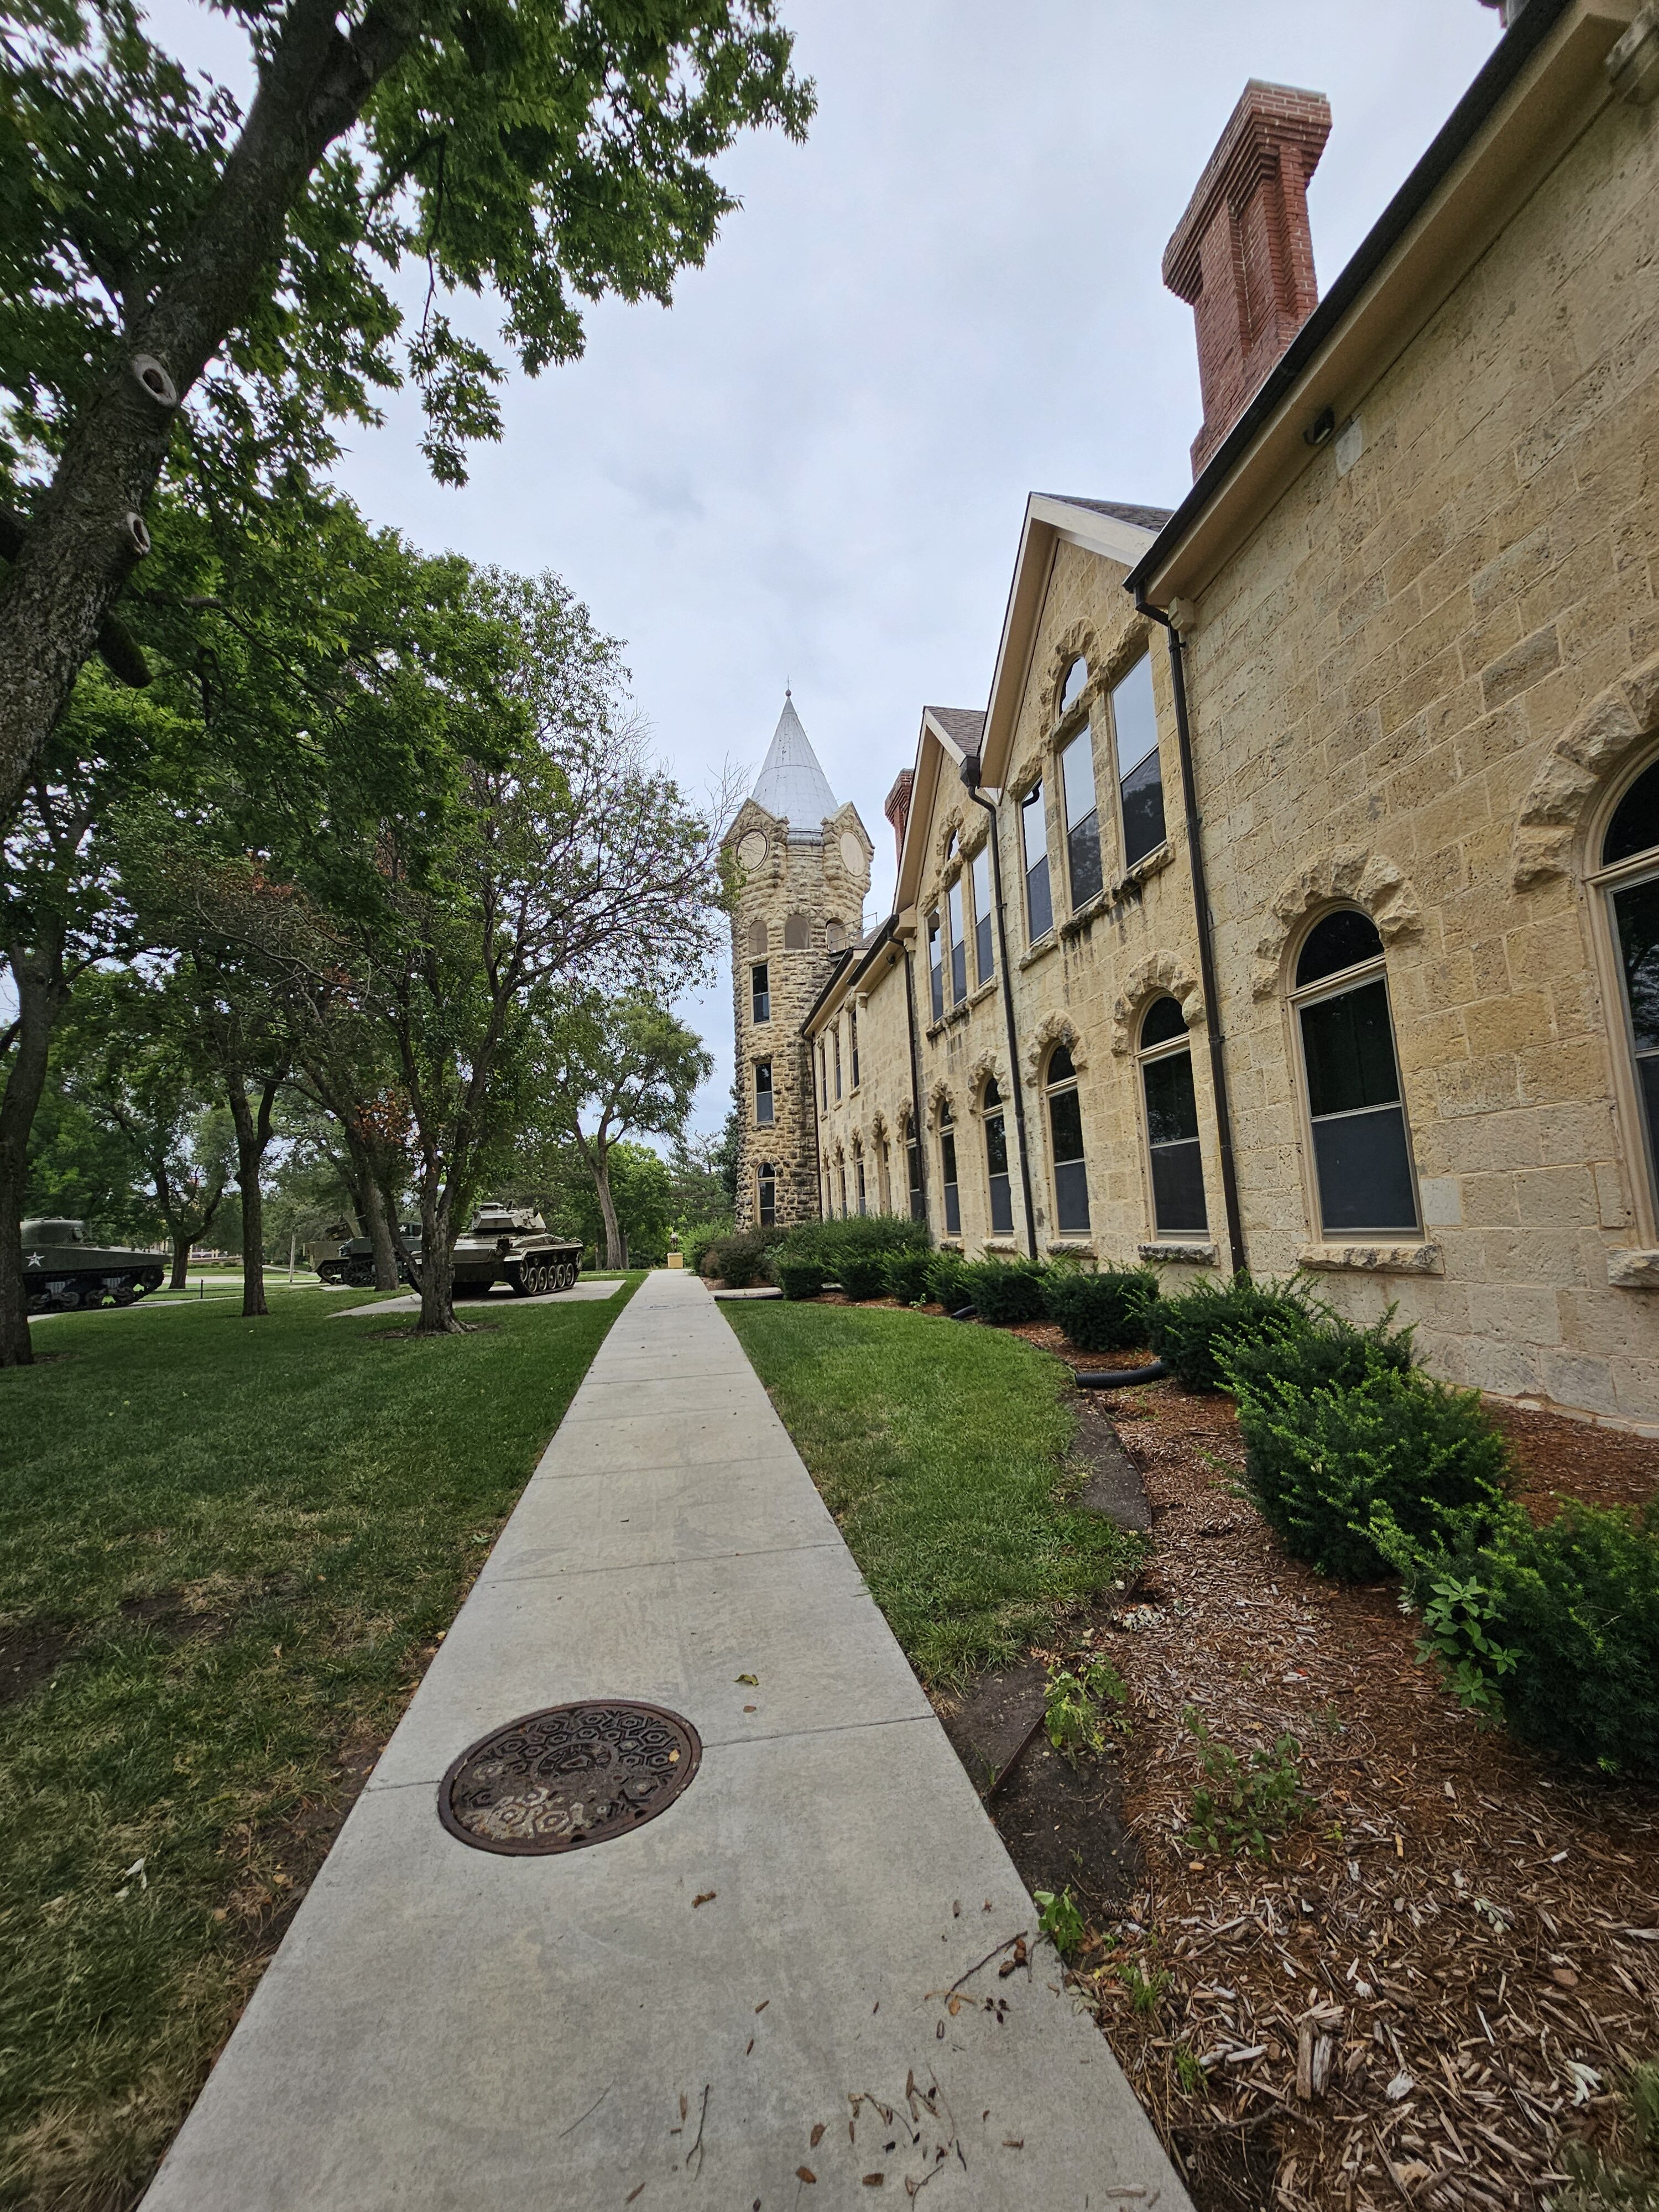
xmin=1163 ymin=81 xmax=1332 ymax=477
xmin=883 ymin=768 xmax=914 ymax=873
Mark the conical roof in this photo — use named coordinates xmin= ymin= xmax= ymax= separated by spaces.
xmin=751 ymin=693 xmax=838 ymax=839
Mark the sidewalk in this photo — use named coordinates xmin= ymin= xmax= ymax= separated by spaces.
xmin=142 ymin=1268 xmax=1190 ymax=2210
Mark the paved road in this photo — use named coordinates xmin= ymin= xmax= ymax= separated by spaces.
xmin=142 ymin=1268 xmax=1190 ymax=2211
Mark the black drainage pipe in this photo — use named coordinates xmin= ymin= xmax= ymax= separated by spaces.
xmin=1073 ymin=1361 xmax=1168 ymax=1389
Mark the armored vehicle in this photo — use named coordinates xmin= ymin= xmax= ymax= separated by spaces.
xmin=22 ymin=1219 xmax=166 ymax=1313
xmin=450 ymin=1203 xmax=583 ymax=1297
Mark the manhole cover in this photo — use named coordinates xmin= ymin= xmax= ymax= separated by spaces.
xmin=438 ymin=1702 xmax=701 ymax=1855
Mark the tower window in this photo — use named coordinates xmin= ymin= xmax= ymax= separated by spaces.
xmin=1110 ymin=654 xmax=1165 ymax=869
xmin=1022 ymin=782 xmax=1053 ymax=942
xmin=1292 ymin=909 xmax=1418 ymax=1236
xmin=750 ymin=962 xmax=770 ymax=1022
xmin=983 ymin=1076 xmax=1013 ymax=1235
xmin=938 ymin=1102 xmax=961 ymax=1235
xmin=1060 ymin=723 xmax=1103 ymax=909
xmin=927 ymin=912 xmax=944 ymax=1020
xmin=754 ymin=1060 xmax=774 ymax=1126
xmin=784 ymin=912 xmax=810 ymax=951
xmin=947 ymin=877 xmax=967 ymax=1005
xmin=972 ymin=844 xmax=994 ymax=984
xmin=1046 ymin=1044 xmax=1089 ymax=1233
xmin=748 ymin=919 xmax=768 ymax=957
xmin=1139 ymin=996 xmax=1207 ymax=1236
xmin=757 ymin=1162 xmax=776 ymax=1228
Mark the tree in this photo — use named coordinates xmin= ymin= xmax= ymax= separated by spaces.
xmin=665 ymin=1127 xmax=731 ymax=1229
xmin=0 ymin=0 xmax=812 ymax=821
xmin=530 ymin=989 xmax=711 ymax=1266
xmin=533 ymin=1138 xmax=673 ymax=1266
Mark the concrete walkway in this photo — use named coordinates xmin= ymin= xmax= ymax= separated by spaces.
xmin=142 ymin=1269 xmax=1189 ymax=2211
xmin=328 ymin=1278 xmax=625 ymax=1319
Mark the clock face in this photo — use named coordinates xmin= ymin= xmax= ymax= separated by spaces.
xmin=736 ymin=830 xmax=768 ymax=869
xmin=839 ymin=831 xmax=865 ymax=877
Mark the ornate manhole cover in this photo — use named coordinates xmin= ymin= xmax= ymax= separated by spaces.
xmin=437 ymin=1702 xmax=702 ymax=1855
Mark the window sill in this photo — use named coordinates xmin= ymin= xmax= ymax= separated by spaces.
xmin=1019 ymin=933 xmax=1058 ymax=971
xmin=1297 ymin=1241 xmax=1443 ymax=1276
xmin=1608 ymin=1248 xmax=1659 ymax=1291
xmin=1045 ymin=1238 xmax=1096 ymax=1258
xmin=1118 ymin=839 xmax=1174 ymax=894
xmin=967 ymin=978 xmax=998 ymax=1009
xmin=1138 ymin=1240 xmax=1217 ymax=1266
xmin=982 ymin=1238 xmax=1020 ymax=1255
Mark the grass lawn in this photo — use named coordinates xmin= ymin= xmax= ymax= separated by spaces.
xmin=723 ymin=1301 xmax=1142 ymax=1683
xmin=0 ymin=1278 xmax=640 ymax=2211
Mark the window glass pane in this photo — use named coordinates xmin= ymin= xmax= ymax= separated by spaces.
xmin=755 ymin=1061 xmax=773 ymax=1125
xmin=1140 ymin=994 xmax=1185 ymax=1049
xmin=1061 ymin=729 xmax=1097 ymax=830
xmin=1311 ymin=1104 xmax=1417 ymax=1233
xmin=1300 ymin=978 xmax=1401 ymax=1117
xmin=1143 ymin=1049 xmax=1199 ymax=1147
xmin=1053 ymin=1158 xmax=1090 ymax=1233
xmin=1022 ymin=782 xmax=1047 ymax=871
xmin=972 ymin=848 xmax=993 ymax=982
xmin=988 ymin=1173 xmax=1013 ymax=1234
xmin=1068 ymin=812 xmax=1103 ymax=907
xmin=751 ymin=962 xmax=770 ymax=1021
xmin=948 ymin=880 xmax=966 ymax=1002
xmin=928 ymin=916 xmax=943 ymax=1019
xmin=1026 ymin=854 xmax=1052 ymax=940
xmin=1048 ymin=1085 xmax=1084 ymax=1165
xmin=1151 ymin=1140 xmax=1208 ymax=1235
xmin=1120 ymin=747 xmax=1166 ymax=867
xmin=856 ymin=1157 xmax=867 ymax=1215
xmin=984 ymin=1110 xmax=1009 ymax=1178
xmin=941 ymin=1130 xmax=960 ymax=1234
xmin=984 ymin=1076 xmax=1001 ymax=1108
xmin=907 ymin=1135 xmax=925 ymax=1220
xmin=1059 ymin=655 xmax=1088 ymax=718
xmin=1604 ymin=758 xmax=1659 ymax=868
xmin=1614 ymin=874 xmax=1659 ymax=1053
xmin=1111 ymin=655 xmax=1158 ymax=775
xmin=1048 ymin=1044 xmax=1075 ymax=1084
xmin=1296 ymin=907 xmax=1384 ymax=989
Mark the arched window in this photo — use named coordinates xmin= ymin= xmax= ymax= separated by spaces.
xmin=1046 ymin=1045 xmax=1089 ymax=1233
xmin=938 ymin=1102 xmax=961 ymax=1235
xmin=854 ymin=1146 xmax=867 ymax=1215
xmin=837 ymin=1154 xmax=849 ymax=1219
xmin=1109 ymin=653 xmax=1165 ymax=868
xmin=748 ymin=919 xmax=768 ymax=957
xmin=784 ymin=912 xmax=810 ymax=951
xmin=757 ymin=1162 xmax=776 ymax=1228
xmin=754 ymin=1058 xmax=774 ymax=1126
xmin=983 ymin=1077 xmax=1013 ymax=1235
xmin=750 ymin=959 xmax=770 ymax=1022
xmin=1139 ymin=997 xmax=1207 ymax=1236
xmin=1597 ymin=755 xmax=1659 ymax=1209
xmin=1058 ymin=655 xmax=1088 ymax=721
xmin=904 ymin=1116 xmax=925 ymax=1220
xmin=1292 ymin=909 xmax=1418 ymax=1236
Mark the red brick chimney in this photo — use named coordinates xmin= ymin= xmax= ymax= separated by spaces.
xmin=883 ymin=768 xmax=914 ymax=873
xmin=1163 ymin=81 xmax=1332 ymax=478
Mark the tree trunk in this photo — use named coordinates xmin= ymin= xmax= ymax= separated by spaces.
xmin=413 ymin=1177 xmax=462 ymax=1334
xmin=593 ymin=1154 xmax=625 ymax=1271
xmin=169 ymin=1234 xmax=192 ymax=1290
xmin=0 ymin=932 xmax=69 ymax=1367
xmin=226 ymin=1073 xmax=281 ymax=1318
xmin=363 ymin=1176 xmax=399 ymax=1291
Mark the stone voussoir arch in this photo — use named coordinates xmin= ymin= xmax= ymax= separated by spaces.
xmin=925 ymin=1079 xmax=956 ymax=1131
xmin=1111 ymin=953 xmax=1204 ymax=1056
xmin=1251 ymin=846 xmax=1422 ymax=1000
xmin=1022 ymin=1010 xmax=1086 ymax=1088
xmin=1047 ymin=621 xmax=1100 ymax=727
xmin=1512 ymin=649 xmax=1659 ymax=888
xmin=966 ymin=1049 xmax=1004 ymax=1110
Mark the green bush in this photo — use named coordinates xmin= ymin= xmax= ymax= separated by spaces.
xmin=681 ymin=1216 xmax=734 ymax=1275
xmin=698 ymin=1226 xmax=785 ymax=1288
xmin=1145 ymin=1271 xmax=1313 ymax=1391
xmin=884 ymin=1250 xmax=933 ymax=1306
xmin=775 ymin=1259 xmax=827 ymax=1301
xmin=1225 ymin=1310 xmax=1415 ymax=1399
xmin=1391 ymin=1498 xmax=1659 ymax=1776
xmin=1230 ymin=1357 xmax=1512 ymax=1581
xmin=1044 ymin=1267 xmax=1159 ymax=1354
xmin=925 ymin=1250 xmax=969 ymax=1312
xmin=776 ymin=1212 xmax=926 ymax=1277
xmin=960 ymin=1259 xmax=1049 ymax=1324
xmin=836 ymin=1253 xmax=891 ymax=1301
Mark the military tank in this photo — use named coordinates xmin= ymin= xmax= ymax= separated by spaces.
xmin=22 ymin=1219 xmax=166 ymax=1313
xmin=450 ymin=1203 xmax=583 ymax=1297
xmin=333 ymin=1224 xmax=422 ymax=1290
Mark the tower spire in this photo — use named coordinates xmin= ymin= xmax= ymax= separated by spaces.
xmin=750 ymin=693 xmax=838 ymax=839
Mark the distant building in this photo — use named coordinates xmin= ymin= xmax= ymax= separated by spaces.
xmin=740 ymin=1 xmax=1659 ymax=1428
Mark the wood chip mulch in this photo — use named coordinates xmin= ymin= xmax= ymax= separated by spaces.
xmin=1067 ymin=1378 xmax=1659 ymax=2212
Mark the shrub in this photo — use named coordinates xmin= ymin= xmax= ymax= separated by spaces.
xmin=1392 ymin=1498 xmax=1659 ymax=1777
xmin=1145 ymin=1271 xmax=1314 ymax=1391
xmin=776 ymin=1212 xmax=926 ymax=1280
xmin=959 ymin=1258 xmax=1049 ymax=1324
xmin=681 ymin=1216 xmax=734 ymax=1276
xmin=836 ymin=1252 xmax=891 ymax=1301
xmin=1230 ymin=1358 xmax=1512 ymax=1581
xmin=1225 ymin=1310 xmax=1415 ymax=1399
xmin=884 ymin=1250 xmax=933 ymax=1306
xmin=1044 ymin=1267 xmax=1159 ymax=1354
xmin=925 ymin=1249 xmax=969 ymax=1312
xmin=698 ymin=1226 xmax=785 ymax=1288
xmin=775 ymin=1259 xmax=827 ymax=1301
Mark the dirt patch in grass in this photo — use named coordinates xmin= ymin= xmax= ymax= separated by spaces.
xmin=0 ymin=1618 xmax=77 ymax=1708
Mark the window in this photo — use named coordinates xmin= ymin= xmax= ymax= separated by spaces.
xmin=1022 ymin=782 xmax=1052 ymax=941
xmin=784 ymin=912 xmax=810 ymax=951
xmin=1292 ymin=909 xmax=1418 ymax=1236
xmin=928 ymin=912 xmax=944 ymax=1019
xmin=833 ymin=1025 xmax=842 ymax=1101
xmin=972 ymin=845 xmax=994 ymax=984
xmin=837 ymin=1157 xmax=848 ymax=1218
xmin=1139 ymin=997 xmax=1207 ymax=1236
xmin=1046 ymin=1044 xmax=1089 ymax=1233
xmin=1058 ymin=654 xmax=1088 ymax=721
xmin=1598 ymin=756 xmax=1659 ymax=1210
xmin=754 ymin=1059 xmax=774 ymax=1126
xmin=1060 ymin=724 xmax=1103 ymax=907
xmin=947 ymin=877 xmax=967 ymax=1004
xmin=906 ymin=1123 xmax=925 ymax=1220
xmin=878 ymin=1135 xmax=891 ymax=1211
xmin=757 ymin=1162 xmax=776 ymax=1227
xmin=1110 ymin=654 xmax=1165 ymax=869
xmin=983 ymin=1077 xmax=1013 ymax=1235
xmin=748 ymin=919 xmax=768 ymax=957
xmin=849 ymin=1004 xmax=860 ymax=1089
xmin=855 ymin=1151 xmax=867 ymax=1215
xmin=939 ymin=1103 xmax=961 ymax=1235
xmin=750 ymin=961 xmax=770 ymax=1022
xmin=818 ymin=1039 xmax=828 ymax=1110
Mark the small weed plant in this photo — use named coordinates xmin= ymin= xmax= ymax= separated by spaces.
xmin=1173 ymin=2043 xmax=1209 ymax=2099
xmin=1034 ymin=1886 xmax=1086 ymax=1959
xmin=1183 ymin=1708 xmax=1311 ymax=1859
xmin=1117 ymin=1958 xmax=1172 ymax=2017
xmin=1044 ymin=1654 xmax=1129 ymax=1763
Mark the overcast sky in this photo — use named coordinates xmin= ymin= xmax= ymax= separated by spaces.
xmin=173 ymin=0 xmax=1504 ymax=1136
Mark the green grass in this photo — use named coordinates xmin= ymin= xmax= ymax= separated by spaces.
xmin=723 ymin=1302 xmax=1142 ymax=1683
xmin=0 ymin=1279 xmax=639 ymax=2211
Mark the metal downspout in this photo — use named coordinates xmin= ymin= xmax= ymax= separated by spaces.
xmin=1134 ymin=595 xmax=1248 ymax=1276
xmin=965 ymin=775 xmax=1039 ymax=1261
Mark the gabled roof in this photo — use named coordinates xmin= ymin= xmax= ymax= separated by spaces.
xmin=924 ymin=706 xmax=987 ymax=757
xmin=750 ymin=693 xmax=839 ymax=840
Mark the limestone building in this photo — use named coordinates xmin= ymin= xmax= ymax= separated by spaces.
xmin=722 ymin=695 xmax=873 ymax=1228
xmin=744 ymin=0 xmax=1659 ymax=1430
